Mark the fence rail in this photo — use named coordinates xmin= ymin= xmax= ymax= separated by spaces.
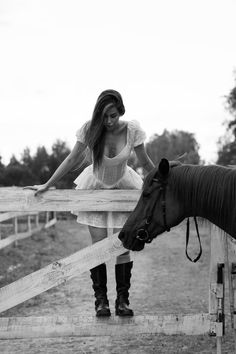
xmin=0 ymin=211 xmax=38 ymax=223
xmin=0 ymin=187 xmax=141 ymax=211
xmin=0 ymin=233 xmax=124 ymax=313
xmin=0 ymin=313 xmax=214 ymax=339
xmin=0 ymin=210 xmax=57 ymax=249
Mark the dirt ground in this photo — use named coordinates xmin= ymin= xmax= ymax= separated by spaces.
xmin=0 ymin=217 xmax=235 ymax=353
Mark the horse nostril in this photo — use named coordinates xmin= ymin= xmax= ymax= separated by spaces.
xmin=118 ymin=231 xmax=125 ymax=241
xmin=136 ymin=229 xmax=148 ymax=242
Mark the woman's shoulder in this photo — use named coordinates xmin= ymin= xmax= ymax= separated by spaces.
xmin=76 ymin=120 xmax=91 ymax=142
xmin=127 ymin=119 xmax=143 ymax=131
xmin=76 ymin=120 xmax=90 ymax=133
xmin=127 ymin=120 xmax=146 ymax=146
xmin=81 ymin=120 xmax=91 ymax=130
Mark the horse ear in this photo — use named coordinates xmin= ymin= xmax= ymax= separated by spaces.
xmin=158 ymin=158 xmax=170 ymax=178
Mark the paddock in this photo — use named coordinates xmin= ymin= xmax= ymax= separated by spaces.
xmin=0 ymin=187 xmax=236 ymax=353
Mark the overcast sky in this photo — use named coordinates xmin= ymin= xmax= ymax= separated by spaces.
xmin=0 ymin=0 xmax=236 ymax=165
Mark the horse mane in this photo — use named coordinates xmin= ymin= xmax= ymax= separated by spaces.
xmin=169 ymin=163 xmax=236 ymax=229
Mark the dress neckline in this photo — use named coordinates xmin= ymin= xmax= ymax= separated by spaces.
xmin=104 ymin=122 xmax=129 ymax=160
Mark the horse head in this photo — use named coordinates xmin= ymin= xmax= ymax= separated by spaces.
xmin=119 ymin=158 xmax=186 ymax=251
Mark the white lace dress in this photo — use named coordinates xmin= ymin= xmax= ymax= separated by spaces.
xmin=73 ymin=120 xmax=146 ymax=229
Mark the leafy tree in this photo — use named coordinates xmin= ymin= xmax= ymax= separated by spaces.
xmin=31 ymin=146 xmax=50 ymax=184
xmin=49 ymin=140 xmax=71 ymax=172
xmin=0 ymin=141 xmax=93 ymax=188
xmin=145 ymin=129 xmax=201 ymax=167
xmin=0 ymin=155 xmax=4 ymax=169
xmin=217 ymin=73 xmax=236 ymax=165
xmin=0 ymin=155 xmax=4 ymax=186
xmin=3 ymin=165 xmax=34 ymax=186
xmin=2 ymin=154 xmax=35 ymax=186
xmin=8 ymin=155 xmax=21 ymax=167
xmin=226 ymin=85 xmax=236 ymax=135
xmin=47 ymin=139 xmax=91 ymax=188
xmin=21 ymin=147 xmax=33 ymax=169
xmin=49 ymin=140 xmax=75 ymax=188
xmin=217 ymin=140 xmax=236 ymax=165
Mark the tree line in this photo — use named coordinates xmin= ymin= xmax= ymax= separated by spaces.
xmin=0 ymin=130 xmax=201 ymax=188
xmin=1 ymin=73 xmax=236 ymax=188
xmin=217 ymin=71 xmax=236 ymax=165
xmin=0 ymin=141 xmax=83 ymax=188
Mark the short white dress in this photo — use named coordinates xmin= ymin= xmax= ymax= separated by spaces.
xmin=73 ymin=120 xmax=146 ymax=229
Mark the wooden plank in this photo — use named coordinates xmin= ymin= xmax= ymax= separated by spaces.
xmin=0 ymin=188 xmax=141 ymax=212
xmin=44 ymin=218 xmax=57 ymax=229
xmin=209 ymin=227 xmax=225 ymax=315
xmin=0 ymin=211 xmax=38 ymax=223
xmin=14 ymin=217 xmax=18 ymax=234
xmin=0 ymin=212 xmax=56 ymax=250
xmin=0 ymin=233 xmax=125 ymax=313
xmin=27 ymin=215 xmax=31 ymax=232
xmin=231 ymin=263 xmax=236 ymax=353
xmin=36 ymin=214 xmax=39 ymax=228
xmin=0 ymin=226 xmax=43 ymax=250
xmin=13 ymin=217 xmax=18 ymax=247
xmin=0 ymin=313 xmax=212 ymax=339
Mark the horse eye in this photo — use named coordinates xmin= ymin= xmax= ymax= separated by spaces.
xmin=152 ymin=178 xmax=159 ymax=183
xmin=143 ymin=189 xmax=151 ymax=198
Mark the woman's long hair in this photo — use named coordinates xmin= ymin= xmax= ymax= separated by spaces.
xmin=84 ymin=89 xmax=125 ymax=168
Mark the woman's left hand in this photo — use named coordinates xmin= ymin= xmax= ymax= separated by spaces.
xmin=23 ymin=183 xmax=50 ymax=196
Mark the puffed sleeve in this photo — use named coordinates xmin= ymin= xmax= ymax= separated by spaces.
xmin=75 ymin=121 xmax=90 ymax=144
xmin=130 ymin=120 xmax=147 ymax=147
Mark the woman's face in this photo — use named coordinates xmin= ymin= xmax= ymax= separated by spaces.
xmin=103 ymin=104 xmax=120 ymax=131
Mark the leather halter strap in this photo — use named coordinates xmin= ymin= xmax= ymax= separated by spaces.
xmin=136 ymin=178 xmax=170 ymax=243
xmin=136 ymin=177 xmax=202 ymax=263
xmin=185 ymin=216 xmax=202 ymax=263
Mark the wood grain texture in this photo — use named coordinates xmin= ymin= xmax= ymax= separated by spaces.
xmin=0 ymin=233 xmax=125 ymax=313
xmin=0 ymin=313 xmax=214 ymax=339
xmin=0 ymin=188 xmax=141 ymax=211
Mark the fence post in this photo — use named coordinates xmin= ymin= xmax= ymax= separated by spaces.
xmin=14 ymin=217 xmax=18 ymax=247
xmin=27 ymin=215 xmax=31 ymax=232
xmin=46 ymin=212 xmax=49 ymax=224
xmin=216 ymin=263 xmax=224 ymax=354
xmin=209 ymin=228 xmax=225 ymax=354
xmin=36 ymin=214 xmax=39 ymax=228
xmin=231 ymin=263 xmax=236 ymax=353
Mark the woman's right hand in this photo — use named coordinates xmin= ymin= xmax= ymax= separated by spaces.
xmin=23 ymin=184 xmax=50 ymax=196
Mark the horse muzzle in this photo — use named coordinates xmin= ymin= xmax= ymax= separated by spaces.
xmin=118 ymin=231 xmax=145 ymax=251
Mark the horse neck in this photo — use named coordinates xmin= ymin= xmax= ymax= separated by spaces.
xmin=172 ymin=165 xmax=236 ymax=237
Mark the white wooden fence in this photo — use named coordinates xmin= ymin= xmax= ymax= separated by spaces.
xmin=0 ymin=211 xmax=57 ymax=250
xmin=0 ymin=187 xmax=235 ymax=354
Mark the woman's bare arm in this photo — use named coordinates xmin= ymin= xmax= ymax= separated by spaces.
xmin=25 ymin=141 xmax=87 ymax=195
xmin=134 ymin=143 xmax=155 ymax=173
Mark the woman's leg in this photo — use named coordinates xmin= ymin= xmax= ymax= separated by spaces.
xmin=113 ymin=228 xmax=134 ymax=316
xmin=88 ymin=226 xmax=110 ymax=316
xmin=88 ymin=225 xmax=107 ymax=243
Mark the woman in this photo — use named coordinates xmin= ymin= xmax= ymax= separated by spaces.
xmin=26 ymin=90 xmax=154 ymax=317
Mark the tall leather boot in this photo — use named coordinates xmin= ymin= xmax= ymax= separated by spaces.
xmin=90 ymin=263 xmax=111 ymax=317
xmin=115 ymin=261 xmax=134 ymax=316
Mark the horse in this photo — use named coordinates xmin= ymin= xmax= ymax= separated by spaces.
xmin=118 ymin=158 xmax=236 ymax=252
